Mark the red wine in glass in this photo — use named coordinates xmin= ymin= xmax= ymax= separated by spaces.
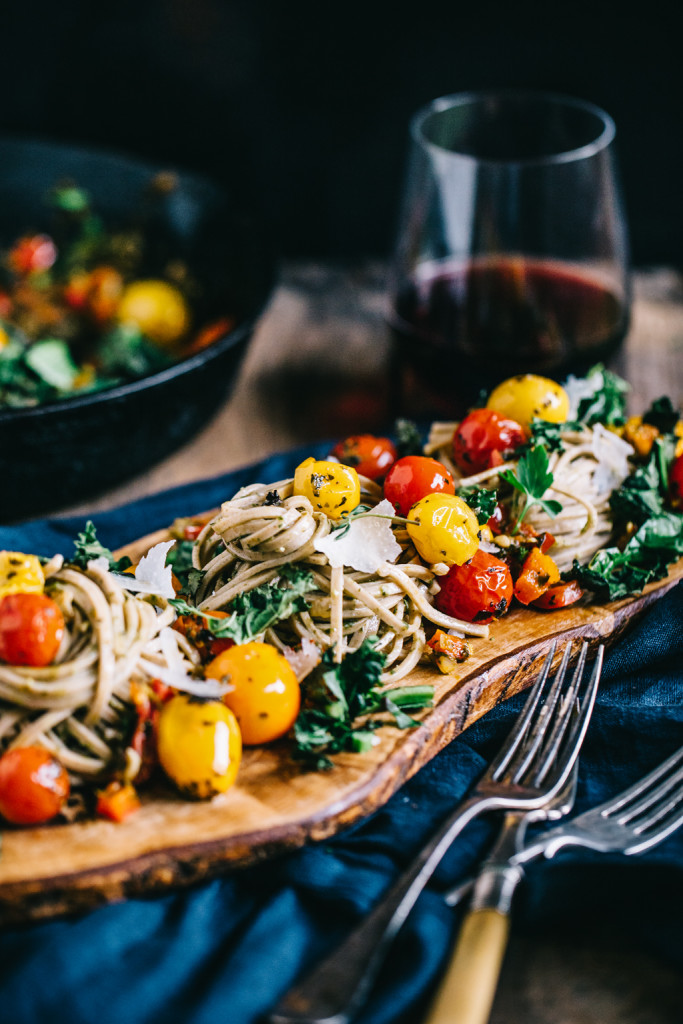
xmin=389 ymin=257 xmax=629 ymax=416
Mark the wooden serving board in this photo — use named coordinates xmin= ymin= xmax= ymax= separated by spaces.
xmin=0 ymin=525 xmax=681 ymax=928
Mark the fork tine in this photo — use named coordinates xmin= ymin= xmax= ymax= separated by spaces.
xmin=530 ymin=643 xmax=603 ymax=790
xmin=632 ymin=780 xmax=683 ymax=835
xmin=506 ymin=642 xmax=573 ymax=783
xmin=602 ymin=745 xmax=683 ymax=819
xmin=531 ymin=641 xmax=590 ymax=786
xmin=613 ymin=761 xmax=683 ymax=830
xmin=490 ymin=641 xmax=557 ymax=780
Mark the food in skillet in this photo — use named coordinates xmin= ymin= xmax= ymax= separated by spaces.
xmin=0 ymin=367 xmax=682 ymax=828
xmin=0 ymin=177 xmax=235 ymax=408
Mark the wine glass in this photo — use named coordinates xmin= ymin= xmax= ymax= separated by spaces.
xmin=387 ymin=90 xmax=631 ymax=418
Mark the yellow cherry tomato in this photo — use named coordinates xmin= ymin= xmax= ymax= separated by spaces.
xmin=0 ymin=552 xmax=45 ymax=599
xmin=156 ymin=694 xmax=242 ymax=799
xmin=486 ymin=374 xmax=570 ymax=428
xmin=293 ymin=457 xmax=361 ymax=520
xmin=205 ymin=641 xmax=300 ymax=746
xmin=116 ymin=279 xmax=190 ymax=348
xmin=407 ymin=494 xmax=480 ymax=566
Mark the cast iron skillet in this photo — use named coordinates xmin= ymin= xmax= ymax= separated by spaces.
xmin=0 ymin=137 xmax=276 ymax=523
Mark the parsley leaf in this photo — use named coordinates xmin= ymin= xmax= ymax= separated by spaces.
xmin=71 ymin=521 xmax=132 ymax=572
xmin=292 ymin=641 xmax=433 ymax=769
xmin=500 ymin=446 xmax=562 ymax=531
xmin=573 ymin=364 xmax=629 ymax=427
xmin=165 ymin=539 xmax=204 ymax=599
xmin=394 ymin=418 xmax=424 ymax=458
xmin=457 ymin=485 xmax=499 ymax=524
xmin=642 ymin=396 xmax=679 ymax=434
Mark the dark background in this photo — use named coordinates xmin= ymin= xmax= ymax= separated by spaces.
xmin=3 ymin=1 xmax=681 ymax=266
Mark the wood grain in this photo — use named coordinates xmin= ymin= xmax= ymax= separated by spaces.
xmin=0 ymin=540 xmax=680 ymax=927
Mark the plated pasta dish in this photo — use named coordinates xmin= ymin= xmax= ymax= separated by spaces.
xmin=1 ymin=366 xmax=682 ymax=829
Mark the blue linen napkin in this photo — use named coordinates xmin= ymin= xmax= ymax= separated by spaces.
xmin=0 ymin=451 xmax=681 ymax=1024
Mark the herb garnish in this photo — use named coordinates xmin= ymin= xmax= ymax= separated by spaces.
xmin=572 ymin=364 xmax=629 ymax=426
xmin=500 ymin=446 xmax=562 ymax=532
xmin=71 ymin=521 xmax=132 ymax=572
xmin=394 ymin=418 xmax=424 ymax=458
xmin=293 ymin=640 xmax=434 ymax=770
xmin=170 ymin=565 xmax=316 ymax=645
xmin=457 ymin=485 xmax=499 ymax=524
xmin=166 ymin=539 xmax=204 ymax=600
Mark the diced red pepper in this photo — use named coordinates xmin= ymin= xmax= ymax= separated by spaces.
xmin=513 ymin=547 xmax=561 ymax=605
xmin=96 ymin=782 xmax=141 ymax=822
xmin=532 ymin=580 xmax=585 ymax=611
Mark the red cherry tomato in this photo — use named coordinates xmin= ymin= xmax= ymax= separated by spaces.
xmin=383 ymin=456 xmax=455 ymax=516
xmin=532 ymin=580 xmax=584 ymax=611
xmin=670 ymin=453 xmax=683 ymax=508
xmin=434 ymin=549 xmax=513 ymax=624
xmin=7 ymin=234 xmax=58 ymax=276
xmin=0 ymin=593 xmax=65 ymax=667
xmin=452 ymin=409 xmax=526 ymax=475
xmin=330 ymin=435 xmax=397 ymax=481
xmin=0 ymin=746 xmax=70 ymax=825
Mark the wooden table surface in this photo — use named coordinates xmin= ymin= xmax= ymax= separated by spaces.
xmin=59 ymin=262 xmax=683 ymax=1023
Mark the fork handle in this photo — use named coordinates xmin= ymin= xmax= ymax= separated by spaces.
xmin=268 ymin=794 xmax=489 ymax=1024
xmin=423 ymin=908 xmax=510 ymax=1024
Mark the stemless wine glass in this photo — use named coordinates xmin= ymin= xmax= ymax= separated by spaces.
xmin=387 ymin=90 xmax=631 ymax=417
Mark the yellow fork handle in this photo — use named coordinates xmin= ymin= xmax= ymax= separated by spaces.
xmin=423 ymin=907 xmax=510 ymax=1024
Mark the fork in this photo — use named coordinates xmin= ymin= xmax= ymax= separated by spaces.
xmin=434 ymin=742 xmax=683 ymax=1024
xmin=268 ymin=640 xmax=603 ymax=1024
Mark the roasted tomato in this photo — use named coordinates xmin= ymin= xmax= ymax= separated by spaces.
xmin=157 ymin=695 xmax=242 ymax=799
xmin=532 ymin=580 xmax=584 ymax=611
xmin=669 ymin=452 xmax=683 ymax=508
xmin=0 ymin=593 xmax=65 ymax=667
xmin=0 ymin=551 xmax=45 ymax=598
xmin=434 ymin=549 xmax=514 ymax=624
xmin=205 ymin=641 xmax=301 ymax=745
xmin=383 ymin=456 xmax=455 ymax=517
xmin=452 ymin=409 xmax=526 ymax=475
xmin=116 ymin=279 xmax=190 ymax=348
xmin=8 ymin=234 xmax=57 ymax=276
xmin=330 ymin=435 xmax=397 ymax=481
xmin=0 ymin=747 xmax=70 ymax=825
xmin=407 ymin=493 xmax=480 ymax=566
xmin=486 ymin=374 xmax=570 ymax=429
xmin=293 ymin=458 xmax=361 ymax=519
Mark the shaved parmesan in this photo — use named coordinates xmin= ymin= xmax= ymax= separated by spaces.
xmin=140 ymin=627 xmax=232 ymax=697
xmin=282 ymin=637 xmax=321 ymax=681
xmin=591 ymin=423 xmax=633 ymax=496
xmin=313 ymin=500 xmax=402 ymax=572
xmin=112 ymin=540 xmax=176 ymax=599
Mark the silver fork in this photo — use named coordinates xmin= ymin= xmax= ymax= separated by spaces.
xmin=268 ymin=640 xmax=603 ymax=1024
xmin=434 ymin=743 xmax=683 ymax=1024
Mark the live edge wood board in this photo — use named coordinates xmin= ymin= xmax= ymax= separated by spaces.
xmin=0 ymin=528 xmax=681 ymax=928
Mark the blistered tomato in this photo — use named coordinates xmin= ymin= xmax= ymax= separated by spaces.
xmin=0 ymin=747 xmax=70 ymax=825
xmin=434 ymin=549 xmax=513 ymax=623
xmin=486 ymin=374 xmax=570 ymax=429
xmin=156 ymin=694 xmax=242 ymax=799
xmin=117 ymin=280 xmax=190 ymax=347
xmin=205 ymin=641 xmax=301 ymax=745
xmin=407 ymin=493 xmax=480 ymax=566
xmin=669 ymin=453 xmax=683 ymax=508
xmin=293 ymin=458 xmax=361 ymax=519
xmin=330 ymin=435 xmax=397 ymax=481
xmin=0 ymin=551 xmax=45 ymax=598
xmin=383 ymin=456 xmax=455 ymax=517
xmin=452 ymin=409 xmax=526 ymax=475
xmin=0 ymin=593 xmax=65 ymax=667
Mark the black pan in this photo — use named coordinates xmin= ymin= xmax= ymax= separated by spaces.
xmin=0 ymin=137 xmax=276 ymax=523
